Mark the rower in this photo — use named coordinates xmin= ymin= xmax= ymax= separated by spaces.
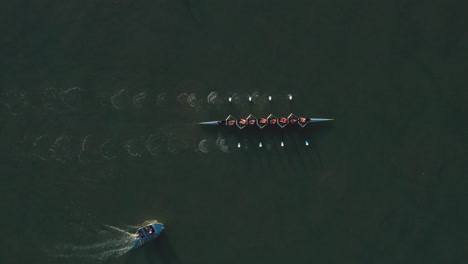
xmin=269 ymin=118 xmax=277 ymax=125
xmin=228 ymin=120 xmax=236 ymax=126
xmin=279 ymin=117 xmax=288 ymax=125
xmin=259 ymin=118 xmax=267 ymax=125
xmin=298 ymin=117 xmax=309 ymax=127
xmin=298 ymin=117 xmax=309 ymax=125
xmin=238 ymin=118 xmax=246 ymax=125
xmin=289 ymin=117 xmax=298 ymax=124
xmin=248 ymin=118 xmax=256 ymax=125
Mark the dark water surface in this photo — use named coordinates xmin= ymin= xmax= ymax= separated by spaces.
xmin=1 ymin=1 xmax=466 ymax=263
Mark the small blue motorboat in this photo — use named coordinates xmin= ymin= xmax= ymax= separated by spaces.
xmin=131 ymin=222 xmax=164 ymax=250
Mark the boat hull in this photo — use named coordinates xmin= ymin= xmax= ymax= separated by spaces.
xmin=131 ymin=223 xmax=164 ymax=250
xmin=199 ymin=118 xmax=333 ymax=127
xmin=308 ymin=118 xmax=334 ymax=122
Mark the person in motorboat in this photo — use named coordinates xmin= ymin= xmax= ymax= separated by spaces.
xmin=132 ymin=222 xmax=164 ymax=250
xmin=141 ymin=225 xmax=155 ymax=236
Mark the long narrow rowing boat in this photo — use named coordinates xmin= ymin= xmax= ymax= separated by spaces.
xmin=199 ymin=94 xmax=333 ymax=147
xmin=199 ymin=95 xmax=333 ymax=129
xmin=198 ymin=117 xmax=333 ymax=127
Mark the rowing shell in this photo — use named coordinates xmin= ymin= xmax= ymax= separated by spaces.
xmin=198 ymin=117 xmax=333 ymax=127
xmin=198 ymin=118 xmax=333 ymax=124
xmin=199 ymin=94 xmax=333 ymax=147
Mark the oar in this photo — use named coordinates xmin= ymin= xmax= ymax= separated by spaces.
xmin=280 ymin=94 xmax=294 ymax=147
xmin=289 ymin=94 xmax=309 ymax=146
xmin=270 ymin=95 xmax=286 ymax=147
xmin=288 ymin=93 xmax=293 ymax=113
xmin=269 ymin=96 xmax=284 ymax=147
xmin=268 ymin=95 xmax=272 ymax=113
xmin=248 ymin=95 xmax=263 ymax=148
xmin=230 ymin=96 xmax=243 ymax=148
xmin=281 ymin=95 xmax=286 ymax=147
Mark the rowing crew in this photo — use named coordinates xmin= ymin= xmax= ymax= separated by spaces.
xmin=219 ymin=116 xmax=310 ymax=127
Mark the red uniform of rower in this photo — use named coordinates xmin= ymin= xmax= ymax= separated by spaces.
xmin=299 ymin=117 xmax=307 ymax=123
xmin=269 ymin=118 xmax=277 ymax=124
xmin=238 ymin=119 xmax=246 ymax=125
xmin=248 ymin=119 xmax=256 ymax=125
xmin=228 ymin=120 xmax=236 ymax=126
xmin=279 ymin=117 xmax=288 ymax=124
xmin=259 ymin=118 xmax=267 ymax=125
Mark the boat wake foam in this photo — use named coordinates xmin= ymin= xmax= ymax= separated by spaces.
xmin=46 ymin=224 xmax=135 ymax=262
xmin=146 ymin=130 xmax=166 ymax=156
xmin=124 ymin=136 xmax=145 ymax=157
xmin=177 ymin=92 xmax=189 ymax=105
xmin=32 ymin=135 xmax=50 ymax=161
xmin=110 ymin=89 xmax=127 ymax=110
xmin=78 ymin=135 xmax=103 ymax=163
xmin=198 ymin=139 xmax=209 ymax=153
xmin=207 ymin=91 xmax=223 ymax=104
xmin=177 ymin=92 xmax=202 ymax=109
xmin=156 ymin=92 xmax=167 ymax=105
xmin=132 ymin=91 xmax=147 ymax=108
xmin=0 ymin=88 xmax=29 ymax=116
xmin=187 ymin=92 xmax=200 ymax=108
xmin=46 ymin=218 xmax=161 ymax=262
xmin=100 ymin=139 xmax=118 ymax=160
xmin=61 ymin=87 xmax=87 ymax=109
xmin=48 ymin=135 xmax=74 ymax=163
xmin=216 ymin=136 xmax=231 ymax=153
